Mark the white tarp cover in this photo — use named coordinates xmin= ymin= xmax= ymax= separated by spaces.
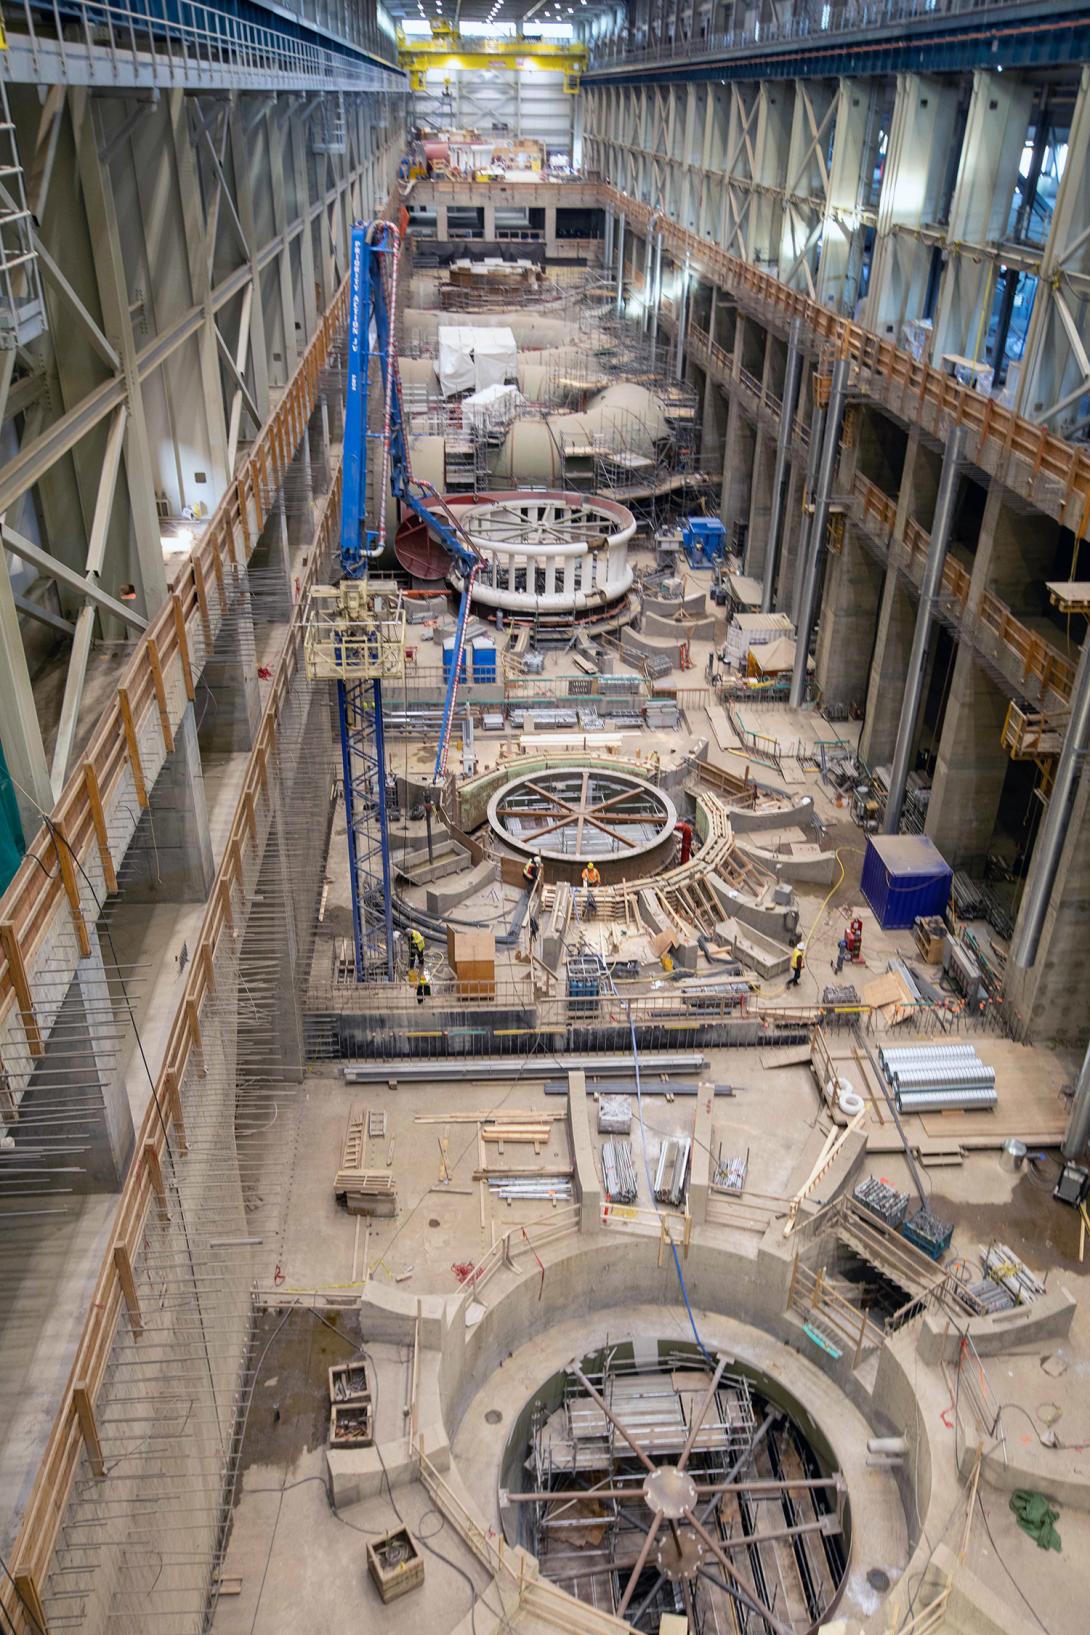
xmin=461 ymin=382 xmax=525 ymax=436
xmin=437 ymin=325 xmax=518 ymax=397
xmin=472 ymin=327 xmax=517 ymax=390
xmin=437 ymin=326 xmax=476 ymax=397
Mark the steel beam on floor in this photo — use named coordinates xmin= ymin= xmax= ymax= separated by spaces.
xmin=343 ymin=1053 xmax=708 ymax=1082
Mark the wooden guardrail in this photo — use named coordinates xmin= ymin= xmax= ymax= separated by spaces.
xmin=852 ymin=474 xmax=1075 ymax=702
xmin=603 ymin=184 xmax=1090 ymax=542
xmin=0 ymin=279 xmax=349 ymax=1095
xmin=0 ymin=391 xmax=348 ymax=1635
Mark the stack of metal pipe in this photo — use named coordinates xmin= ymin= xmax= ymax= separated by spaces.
xmin=654 ymin=1136 xmax=690 ymax=1207
xmin=601 ymin=1138 xmax=637 ymax=1202
xmin=878 ymin=1043 xmax=998 ymax=1112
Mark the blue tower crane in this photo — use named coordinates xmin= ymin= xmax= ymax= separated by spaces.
xmin=331 ymin=218 xmax=482 ymax=982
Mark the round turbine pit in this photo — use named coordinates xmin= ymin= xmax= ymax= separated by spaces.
xmin=500 ymin=1342 xmax=852 ymax=1635
xmin=487 ymin=766 xmax=678 ymax=885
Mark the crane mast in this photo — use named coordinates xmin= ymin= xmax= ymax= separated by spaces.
xmin=304 ymin=218 xmax=482 ymax=982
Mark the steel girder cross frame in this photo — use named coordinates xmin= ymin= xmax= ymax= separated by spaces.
xmin=337 ymin=675 xmax=395 ymax=982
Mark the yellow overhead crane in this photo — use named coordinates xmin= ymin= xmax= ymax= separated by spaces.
xmin=398 ymin=21 xmax=587 ymax=92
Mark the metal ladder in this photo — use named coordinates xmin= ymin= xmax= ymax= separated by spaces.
xmin=0 ymin=81 xmax=46 ymax=349
xmin=312 ymin=92 xmax=347 ymax=155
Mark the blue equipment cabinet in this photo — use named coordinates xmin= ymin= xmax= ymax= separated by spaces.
xmin=681 ymin=515 xmax=727 ymax=569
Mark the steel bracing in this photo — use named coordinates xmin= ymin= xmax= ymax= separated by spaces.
xmin=584 ymin=55 xmax=1090 ymax=436
xmin=0 ymin=71 xmax=405 ymax=842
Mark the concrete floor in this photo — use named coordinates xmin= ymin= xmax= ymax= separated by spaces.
xmin=18 ymin=506 xmax=1090 ymax=1634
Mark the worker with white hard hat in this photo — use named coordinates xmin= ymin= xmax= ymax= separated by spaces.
xmin=789 ymin=939 xmax=805 ymax=988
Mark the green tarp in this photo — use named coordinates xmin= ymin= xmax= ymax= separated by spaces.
xmin=0 ymin=739 xmax=25 ymax=895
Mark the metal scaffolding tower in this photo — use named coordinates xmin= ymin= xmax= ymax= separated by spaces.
xmin=304 ymin=580 xmax=406 ymax=980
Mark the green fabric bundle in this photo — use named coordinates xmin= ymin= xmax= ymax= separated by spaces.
xmin=1009 ymin=1490 xmax=1062 ymax=1552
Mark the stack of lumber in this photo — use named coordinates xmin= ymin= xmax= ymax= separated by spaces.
xmin=335 ymin=1106 xmax=398 ymax=1216
xmin=481 ymin=1117 xmax=552 ymax=1155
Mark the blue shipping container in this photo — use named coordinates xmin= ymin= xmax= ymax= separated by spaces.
xmin=860 ymin=834 xmax=952 ymax=930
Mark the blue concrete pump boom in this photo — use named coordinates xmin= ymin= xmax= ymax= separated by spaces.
xmin=335 ymin=218 xmax=482 ymax=981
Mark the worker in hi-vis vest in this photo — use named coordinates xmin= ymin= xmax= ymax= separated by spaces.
xmin=407 ymin=927 xmax=426 ymax=973
xmin=789 ymin=940 xmax=805 ymax=987
xmin=580 ymin=859 xmax=601 ymax=921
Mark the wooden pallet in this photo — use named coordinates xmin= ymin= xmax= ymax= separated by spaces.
xmin=336 ymin=1105 xmax=398 ymax=1214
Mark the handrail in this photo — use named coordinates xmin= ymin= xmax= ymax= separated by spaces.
xmin=0 ymin=279 xmax=349 ymax=1086
xmin=0 ymin=287 xmax=351 ymax=1631
xmin=2 ymin=0 xmax=403 ymax=89
xmin=587 ymin=0 xmax=1041 ymax=71
xmin=597 ymin=183 xmax=1090 ymax=544
xmin=849 ymin=477 xmax=1077 ymax=700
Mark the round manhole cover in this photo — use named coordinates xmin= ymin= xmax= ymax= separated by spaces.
xmin=867 ymin=1569 xmax=891 ymax=1593
xmin=485 ymin=1409 xmax=503 ymax=1425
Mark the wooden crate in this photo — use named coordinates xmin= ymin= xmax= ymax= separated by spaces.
xmin=330 ymin=1399 xmax=373 ymax=1448
xmin=447 ymin=927 xmax=496 ymax=996
xmin=367 ymin=1528 xmax=424 ymax=1603
xmin=912 ymin=915 xmax=947 ymax=963
xmin=328 ymin=1360 xmax=370 ymax=1404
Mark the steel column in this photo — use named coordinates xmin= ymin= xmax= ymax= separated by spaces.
xmin=790 ymin=358 xmax=848 ymax=708
xmin=1063 ymin=1040 xmax=1090 ymax=1160
xmin=674 ymin=254 xmax=689 ymax=381
xmin=0 ymin=549 xmax=53 ymax=832
xmin=1012 ymin=628 xmax=1090 ymax=970
xmin=882 ymin=426 xmax=965 ymax=834
xmin=762 ymin=316 xmax=803 ymax=612
xmin=614 ymin=209 xmax=626 ymax=316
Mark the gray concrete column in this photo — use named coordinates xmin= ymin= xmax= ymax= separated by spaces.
xmin=483 ymin=202 xmax=497 ymax=240
xmin=647 ymin=232 xmax=666 ymax=362
xmin=883 ymin=428 xmax=965 ymax=833
xmin=744 ymin=432 xmax=775 ymax=581
xmin=791 ymin=359 xmax=850 ymax=707
xmin=435 ymin=202 xmax=448 ymax=240
xmin=763 ymin=317 xmax=804 ymax=611
xmin=775 ymin=465 xmax=807 ymax=614
xmin=259 ymin=794 xmax=305 ymax=1080
xmin=1011 ymin=628 xmax=1090 ymax=972
xmin=20 ymin=931 xmax=135 ymax=1190
xmin=1005 ymin=764 xmax=1090 ymax=1044
xmin=925 ymin=651 xmax=1009 ymax=870
xmin=674 ymin=257 xmax=689 ymax=382
xmin=721 ymin=398 xmax=754 ymax=538
xmin=122 ymin=702 xmax=215 ymax=902
xmin=860 ymin=567 xmax=916 ymax=768
xmin=249 ymin=499 xmax=294 ymax=626
xmin=195 ymin=590 xmax=261 ymax=756
xmin=544 ymin=203 xmax=557 ymax=249
xmin=813 ymin=526 xmax=884 ymax=712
